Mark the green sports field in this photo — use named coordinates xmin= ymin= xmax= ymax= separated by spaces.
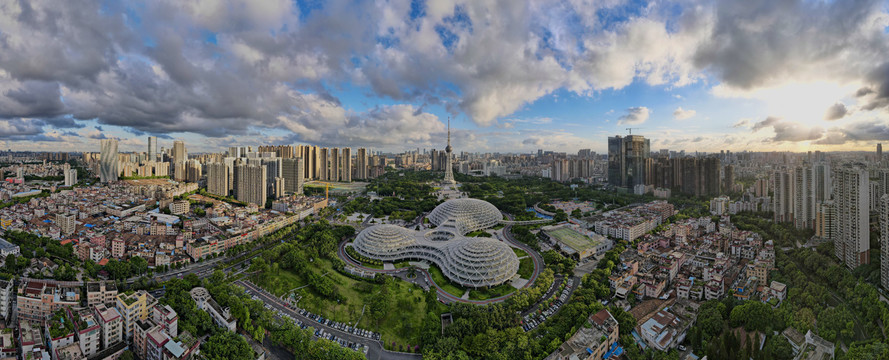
xmin=546 ymin=226 xmax=598 ymax=251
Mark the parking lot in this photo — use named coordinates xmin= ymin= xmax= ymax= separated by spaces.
xmin=521 ymin=276 xmax=579 ymax=332
xmin=237 ymin=280 xmax=422 ymax=360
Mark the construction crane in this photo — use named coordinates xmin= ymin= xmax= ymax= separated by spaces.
xmin=625 ymin=127 xmax=642 ymax=135
xmin=316 ymin=181 xmax=331 ymax=200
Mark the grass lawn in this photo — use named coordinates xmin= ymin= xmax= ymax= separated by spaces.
xmin=518 ymin=257 xmax=534 ymax=279
xmin=250 ymin=258 xmax=434 ymax=347
xmin=546 ymin=226 xmax=597 ymax=252
xmin=469 ymin=283 xmax=516 ymax=300
xmin=427 ymin=264 xmax=517 ymax=300
xmin=513 ymin=247 xmax=529 ymax=258
xmin=427 ymin=265 xmax=466 ymax=297
xmin=465 ymin=230 xmax=492 ymax=237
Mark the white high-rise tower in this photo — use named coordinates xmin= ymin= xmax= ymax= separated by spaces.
xmin=442 ymin=118 xmax=456 ymax=185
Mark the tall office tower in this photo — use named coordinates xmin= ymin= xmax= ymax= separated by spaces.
xmin=793 ymin=165 xmax=816 ymax=229
xmin=64 ymin=168 xmax=77 ymax=186
xmin=607 ymin=135 xmax=650 ymax=188
xmin=330 ymin=148 xmax=341 ymax=182
xmin=430 ymin=149 xmax=439 ymax=171
xmin=172 ymin=141 xmax=187 ymax=164
xmin=880 ymin=195 xmax=889 ymax=290
xmin=236 ymin=164 xmax=267 ymax=206
xmin=356 ymin=148 xmax=368 ymax=179
xmin=282 ymin=158 xmax=305 ymax=195
xmin=773 ymin=170 xmax=794 ymax=223
xmin=833 ymin=165 xmax=870 ymax=270
xmin=206 ymin=162 xmax=229 ymax=197
xmin=815 ymin=201 xmax=835 ymax=239
xmin=147 ymin=136 xmax=157 ymax=162
xmin=185 ymin=159 xmax=202 ymax=183
xmin=319 ymin=148 xmax=329 ymax=181
xmin=879 ymin=143 xmax=883 ymax=160
xmin=443 ymin=118 xmax=456 ymax=185
xmin=723 ymin=165 xmax=734 ymax=194
xmin=100 ymin=139 xmax=119 ymax=183
xmin=814 ymin=162 xmax=831 ymax=203
xmin=341 ymin=147 xmax=352 ymax=182
xmin=56 ymin=213 xmax=76 ymax=236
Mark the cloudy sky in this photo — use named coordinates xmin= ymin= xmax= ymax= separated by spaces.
xmin=1 ymin=0 xmax=888 ymax=154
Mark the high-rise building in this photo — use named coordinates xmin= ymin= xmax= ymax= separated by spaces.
xmin=147 ymin=136 xmax=157 ymax=162
xmin=815 ymin=201 xmax=835 ymax=240
xmin=814 ymin=162 xmax=831 ymax=203
xmin=773 ymin=170 xmax=794 ymax=223
xmin=342 ymin=147 xmax=352 ymax=182
xmin=262 ymin=158 xmax=282 ymax=197
xmin=64 ymin=168 xmax=77 ymax=187
xmin=206 ymin=163 xmax=229 ymax=197
xmin=723 ymin=165 xmax=734 ymax=194
xmin=793 ymin=165 xmax=816 ymax=229
xmin=356 ymin=148 xmax=369 ymax=179
xmin=100 ymin=139 xmax=119 ymax=183
xmin=607 ymin=135 xmax=649 ymax=188
xmin=833 ymin=165 xmax=870 ymax=270
xmin=331 ymin=148 xmax=341 ymax=182
xmin=880 ymin=195 xmax=889 ymax=290
xmin=282 ymin=158 xmax=305 ymax=195
xmin=172 ymin=141 xmax=187 ymax=164
xmin=878 ymin=143 xmax=883 ymax=160
xmin=236 ymin=164 xmax=267 ymax=206
xmin=319 ymin=148 xmax=329 ymax=181
xmin=754 ymin=178 xmax=769 ymax=198
xmin=185 ymin=159 xmax=202 ymax=183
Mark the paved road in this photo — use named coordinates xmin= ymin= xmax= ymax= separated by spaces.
xmin=237 ymin=280 xmax=421 ymax=360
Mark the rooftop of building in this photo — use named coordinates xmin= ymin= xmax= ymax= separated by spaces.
xmin=18 ymin=321 xmax=42 ymax=345
xmin=94 ymin=303 xmax=121 ymax=323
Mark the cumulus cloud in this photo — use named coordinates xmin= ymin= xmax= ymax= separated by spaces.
xmin=733 ymin=119 xmax=752 ymax=128
xmin=0 ymin=0 xmax=888 ymax=151
xmin=522 ymin=137 xmax=544 ymax=146
xmin=752 ymin=116 xmax=782 ymax=132
xmin=673 ymin=107 xmax=696 ymax=120
xmin=824 ymin=102 xmax=849 ymax=120
xmin=617 ymin=107 xmax=650 ymax=125
xmin=749 ymin=116 xmax=824 ymax=142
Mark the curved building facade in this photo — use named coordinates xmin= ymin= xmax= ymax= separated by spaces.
xmin=352 ymin=199 xmax=519 ymax=288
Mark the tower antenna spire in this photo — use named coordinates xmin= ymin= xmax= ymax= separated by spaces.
xmin=447 ymin=116 xmax=451 ymax=146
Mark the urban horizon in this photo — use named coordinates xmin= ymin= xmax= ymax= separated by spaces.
xmin=2 ymin=1 xmax=889 ymax=360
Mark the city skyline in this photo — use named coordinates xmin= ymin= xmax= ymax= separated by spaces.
xmin=0 ymin=1 xmax=887 ymax=154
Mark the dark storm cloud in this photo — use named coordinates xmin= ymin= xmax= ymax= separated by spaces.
xmin=824 ymin=102 xmax=849 ymax=121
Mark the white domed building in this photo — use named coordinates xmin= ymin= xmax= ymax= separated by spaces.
xmin=352 ymin=198 xmax=519 ymax=288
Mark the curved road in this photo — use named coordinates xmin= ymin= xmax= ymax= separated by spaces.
xmin=336 ymin=214 xmax=544 ymax=305
xmin=237 ymin=280 xmax=420 ymax=360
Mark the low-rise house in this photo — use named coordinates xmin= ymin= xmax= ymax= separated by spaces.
xmin=546 ymin=309 xmax=621 ymax=360
xmin=189 ymin=287 xmax=236 ymax=332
